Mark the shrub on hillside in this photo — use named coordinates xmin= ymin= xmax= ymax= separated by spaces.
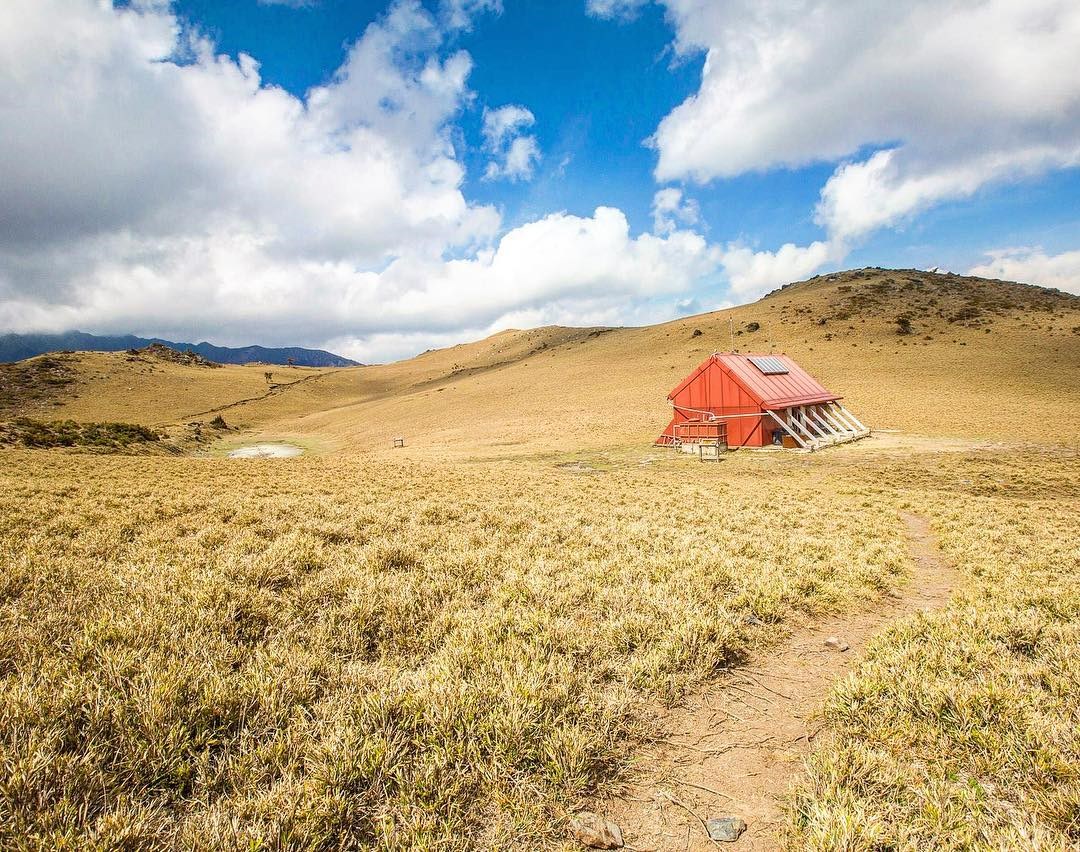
xmin=0 ymin=418 xmax=161 ymax=450
xmin=948 ymin=305 xmax=983 ymax=323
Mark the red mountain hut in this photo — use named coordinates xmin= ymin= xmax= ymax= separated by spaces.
xmin=656 ymin=353 xmax=869 ymax=452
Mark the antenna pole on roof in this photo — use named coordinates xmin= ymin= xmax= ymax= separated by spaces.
xmin=728 ymin=315 xmax=735 ymax=353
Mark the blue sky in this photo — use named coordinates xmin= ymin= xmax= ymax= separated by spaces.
xmin=1 ymin=0 xmax=1078 ymax=360
xmin=177 ymin=0 xmax=1080 ymax=266
xmin=174 ymin=0 xmax=705 ymax=233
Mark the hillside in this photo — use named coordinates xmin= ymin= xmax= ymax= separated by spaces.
xmin=3 ymin=269 xmax=1077 ymax=450
xmin=0 ymin=346 xmax=335 ymax=425
xmin=231 ymin=267 xmax=1080 ymax=452
xmin=0 ymin=330 xmax=359 ymax=367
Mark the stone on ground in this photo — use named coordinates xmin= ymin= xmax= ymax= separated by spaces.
xmin=706 ymin=816 xmax=748 ymax=842
xmin=569 ymin=811 xmax=624 ymax=849
xmin=824 ymin=635 xmax=850 ymax=651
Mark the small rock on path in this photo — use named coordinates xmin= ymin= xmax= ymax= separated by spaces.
xmin=824 ymin=635 xmax=849 ymax=651
xmin=706 ymin=816 xmax=747 ymax=842
xmin=570 ymin=811 xmax=624 ymax=849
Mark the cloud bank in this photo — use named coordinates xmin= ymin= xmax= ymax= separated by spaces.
xmin=2 ymin=0 xmax=1077 ymax=359
xmin=652 ymin=0 xmax=1080 ymax=268
xmin=0 ymin=0 xmax=715 ymax=358
xmin=968 ymin=248 xmax=1080 ymax=295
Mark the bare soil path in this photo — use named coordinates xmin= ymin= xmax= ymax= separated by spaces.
xmin=599 ymin=513 xmax=959 ymax=851
xmin=176 ymin=370 xmax=331 ymax=422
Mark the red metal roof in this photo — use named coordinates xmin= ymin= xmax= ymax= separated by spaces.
xmin=667 ymin=353 xmax=840 ymax=409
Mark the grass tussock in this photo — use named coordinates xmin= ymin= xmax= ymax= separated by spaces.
xmin=786 ymin=452 xmax=1080 ymax=851
xmin=0 ymin=450 xmax=908 ymax=849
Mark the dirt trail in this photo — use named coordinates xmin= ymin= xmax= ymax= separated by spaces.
xmin=600 ymin=514 xmax=959 ymax=851
xmin=176 ymin=371 xmax=331 ymax=423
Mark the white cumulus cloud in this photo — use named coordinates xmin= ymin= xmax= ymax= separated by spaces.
xmin=481 ymin=104 xmax=541 ymax=181
xmin=0 ymin=0 xmax=495 ymax=267
xmin=718 ymin=241 xmax=837 ymax=300
xmin=651 ymin=188 xmax=700 ymax=235
xmin=0 ymin=0 xmax=723 ymax=359
xmin=968 ymin=247 xmax=1080 ymax=295
xmin=652 ymin=0 xmax=1080 ymax=246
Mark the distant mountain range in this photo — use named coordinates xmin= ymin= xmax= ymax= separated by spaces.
xmin=0 ymin=331 xmax=359 ymax=367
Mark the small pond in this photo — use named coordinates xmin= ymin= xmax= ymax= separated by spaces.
xmin=227 ymin=443 xmax=304 ymax=459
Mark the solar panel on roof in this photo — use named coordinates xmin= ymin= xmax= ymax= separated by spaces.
xmin=748 ymin=355 xmax=789 ymax=375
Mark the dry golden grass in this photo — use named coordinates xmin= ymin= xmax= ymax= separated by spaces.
xmin=4 ymin=350 xmax=334 ymax=427
xmin=1 ymin=270 xmax=1078 ymax=849
xmin=786 ymin=450 xmax=1080 ymax=850
xmin=2 ymin=448 xmax=916 ymax=849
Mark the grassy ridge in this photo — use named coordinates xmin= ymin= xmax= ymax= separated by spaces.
xmin=5 ymin=271 xmax=1078 ymax=448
